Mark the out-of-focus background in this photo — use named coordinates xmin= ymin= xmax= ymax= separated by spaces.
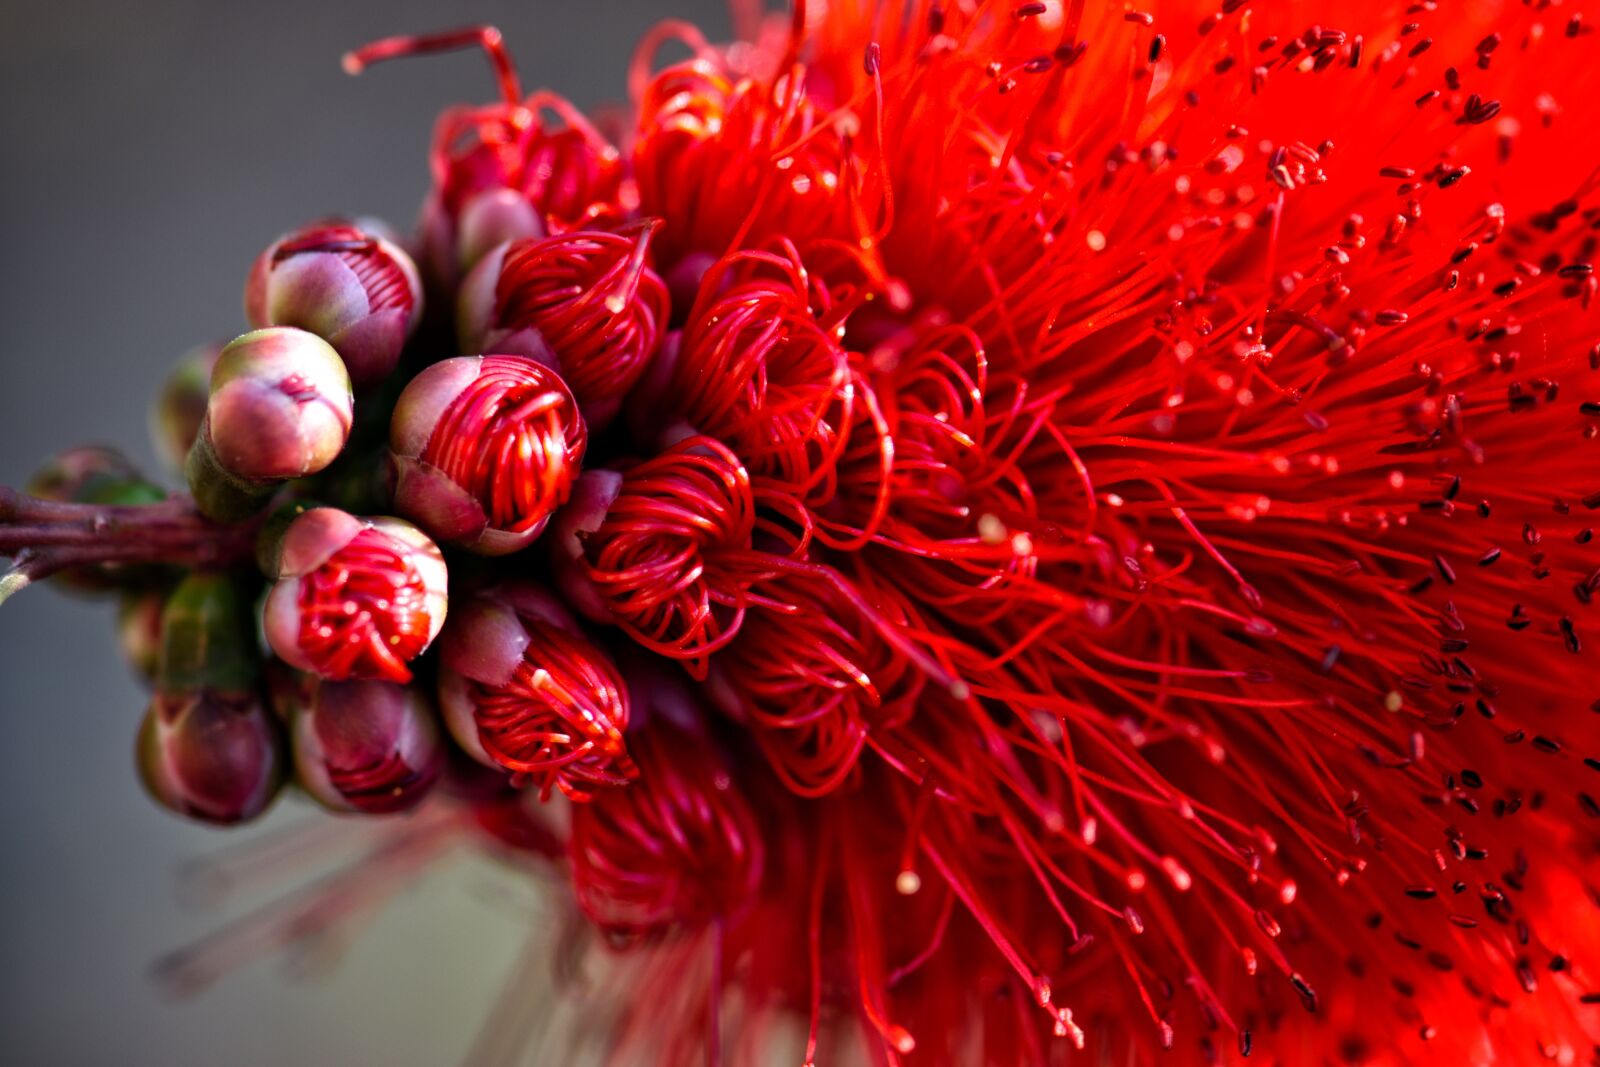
xmin=0 ymin=2 xmax=728 ymax=1063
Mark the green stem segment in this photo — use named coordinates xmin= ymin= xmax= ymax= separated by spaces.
xmin=185 ymin=434 xmax=280 ymax=522
xmin=157 ymin=572 xmax=260 ymax=693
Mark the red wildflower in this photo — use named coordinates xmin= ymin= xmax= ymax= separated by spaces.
xmin=3 ymin=2 xmax=1599 ymax=1065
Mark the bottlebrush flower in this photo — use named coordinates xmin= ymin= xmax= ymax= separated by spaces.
xmin=262 ymin=507 xmax=447 ymax=684
xmin=388 ymin=354 xmax=586 ymax=554
xmin=186 ymin=327 xmax=353 ymax=520
xmin=244 ymin=220 xmax=424 ymax=387
xmin=437 ymin=582 xmax=635 ymax=799
xmin=2 ymin=3 xmax=1598 ymax=1065
xmin=600 ymin=1 xmax=1600 ymax=1061
xmin=456 ymin=224 xmax=670 ymax=426
xmin=274 ymin=671 xmax=445 ymax=814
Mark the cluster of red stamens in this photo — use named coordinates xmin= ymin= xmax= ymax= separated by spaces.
xmin=580 ymin=437 xmax=773 ymax=672
xmin=288 ymin=528 xmax=432 ymax=683
xmin=480 ymin=225 xmax=670 ymax=417
xmin=461 ymin=637 xmax=634 ymax=798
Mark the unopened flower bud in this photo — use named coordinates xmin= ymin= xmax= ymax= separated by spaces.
xmin=277 ymin=673 xmax=445 ymax=814
xmin=150 ymin=343 xmax=222 ymax=471
xmin=456 ymin=226 xmax=669 ymax=427
xmin=262 ymin=508 xmax=446 ymax=684
xmin=454 ymin=188 xmax=545 ymax=274
xmin=244 ymin=221 xmax=424 ymax=387
xmin=27 ymin=445 xmax=164 ymax=508
xmin=138 ymin=573 xmax=283 ymax=825
xmin=186 ymin=327 xmax=353 ymax=520
xmin=388 ymin=355 xmax=586 ymax=554
xmin=437 ymin=582 xmax=634 ymax=799
xmin=137 ymin=689 xmax=285 ymax=825
xmin=117 ymin=588 xmax=168 ymax=685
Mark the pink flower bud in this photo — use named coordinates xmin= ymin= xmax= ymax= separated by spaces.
xmin=117 ymin=588 xmax=167 ymax=685
xmin=436 ymin=582 xmax=634 ymax=799
xmin=263 ymin=508 xmax=448 ymax=684
xmin=388 ymin=355 xmax=586 ymax=555
xmin=280 ymin=674 xmax=445 ymax=814
xmin=244 ymin=221 xmax=424 ymax=386
xmin=149 ymin=343 xmax=222 ymax=471
xmin=194 ymin=327 xmax=353 ymax=487
xmin=27 ymin=445 xmax=163 ymax=507
xmin=456 ymin=226 xmax=669 ymax=427
xmin=137 ymin=690 xmax=285 ymax=825
xmin=454 ymin=188 xmax=545 ymax=274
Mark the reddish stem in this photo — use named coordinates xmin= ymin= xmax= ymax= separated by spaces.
xmin=0 ymin=486 xmax=259 ymax=602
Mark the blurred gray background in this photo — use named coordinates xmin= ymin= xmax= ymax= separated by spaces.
xmin=0 ymin=2 xmax=728 ymax=1064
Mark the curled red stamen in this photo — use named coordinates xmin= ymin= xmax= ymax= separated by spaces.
xmin=669 ymin=243 xmax=853 ymax=503
xmin=570 ymin=720 xmax=763 ymax=936
xmin=421 ymin=356 xmax=586 ymax=534
xmin=293 ymin=528 xmax=434 ymax=684
xmin=582 ymin=437 xmax=785 ymax=675
xmin=343 ymin=26 xmax=523 ymax=107
xmin=489 ymin=226 xmax=670 ymax=415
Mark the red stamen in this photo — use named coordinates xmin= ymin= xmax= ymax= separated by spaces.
xmin=343 ymin=25 xmax=523 ymax=108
